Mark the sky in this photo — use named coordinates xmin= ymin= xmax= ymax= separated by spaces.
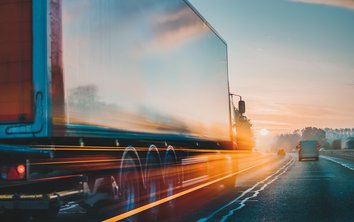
xmin=190 ymin=0 xmax=354 ymax=148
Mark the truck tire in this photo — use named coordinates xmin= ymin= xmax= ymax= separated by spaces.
xmin=119 ymin=151 xmax=141 ymax=222
xmin=144 ymin=146 xmax=163 ymax=220
xmin=160 ymin=147 xmax=180 ymax=221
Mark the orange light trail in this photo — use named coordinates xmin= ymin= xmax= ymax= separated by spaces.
xmin=103 ymin=158 xmax=273 ymax=222
xmin=32 ymin=145 xmax=254 ymax=154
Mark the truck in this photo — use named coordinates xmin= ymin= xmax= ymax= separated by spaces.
xmin=0 ymin=0 xmax=245 ymax=220
xmin=297 ymin=140 xmax=320 ymax=161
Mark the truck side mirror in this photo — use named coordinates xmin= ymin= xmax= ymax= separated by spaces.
xmin=239 ymin=100 xmax=246 ymax=114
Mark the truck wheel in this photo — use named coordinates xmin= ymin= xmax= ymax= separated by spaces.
xmin=161 ymin=151 xmax=180 ymax=221
xmin=120 ymin=153 xmax=141 ymax=221
xmin=144 ymin=151 xmax=162 ymax=221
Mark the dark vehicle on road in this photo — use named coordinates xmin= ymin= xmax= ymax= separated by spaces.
xmin=297 ymin=140 xmax=319 ymax=161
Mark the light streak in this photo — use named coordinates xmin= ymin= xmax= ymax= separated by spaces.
xmin=32 ymin=145 xmax=256 ymax=154
xmin=103 ymin=158 xmax=274 ymax=222
xmin=31 ymin=159 xmax=121 ymax=166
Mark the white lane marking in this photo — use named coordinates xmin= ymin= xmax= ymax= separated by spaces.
xmin=321 ymin=156 xmax=354 ymax=171
xmin=197 ymin=159 xmax=295 ymax=222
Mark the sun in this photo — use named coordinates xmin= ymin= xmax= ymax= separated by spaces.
xmin=260 ymin=128 xmax=269 ymax=136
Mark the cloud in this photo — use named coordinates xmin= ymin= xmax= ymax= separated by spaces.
xmin=288 ymin=0 xmax=354 ymax=10
xmin=149 ymin=5 xmax=207 ymax=50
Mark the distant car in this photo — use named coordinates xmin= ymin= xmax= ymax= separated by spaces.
xmin=298 ymin=140 xmax=319 ymax=161
xmin=277 ymin=148 xmax=286 ymax=156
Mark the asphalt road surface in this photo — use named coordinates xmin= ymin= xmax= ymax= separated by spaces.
xmin=190 ymin=155 xmax=354 ymax=222
xmin=27 ymin=154 xmax=354 ymax=221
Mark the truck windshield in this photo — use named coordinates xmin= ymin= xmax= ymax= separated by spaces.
xmin=0 ymin=0 xmax=33 ymax=122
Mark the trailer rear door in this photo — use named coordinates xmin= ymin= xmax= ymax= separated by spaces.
xmin=0 ymin=0 xmax=33 ymax=123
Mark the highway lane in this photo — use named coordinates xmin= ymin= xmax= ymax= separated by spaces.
xmin=194 ymin=155 xmax=354 ymax=222
xmin=168 ymin=155 xmax=295 ymax=222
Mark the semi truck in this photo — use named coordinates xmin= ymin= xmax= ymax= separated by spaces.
xmin=0 ymin=0 xmax=245 ymax=220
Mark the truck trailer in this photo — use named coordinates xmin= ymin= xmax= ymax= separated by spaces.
xmin=0 ymin=0 xmax=243 ymax=220
xmin=298 ymin=140 xmax=320 ymax=161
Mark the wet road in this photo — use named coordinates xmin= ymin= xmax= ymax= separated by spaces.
xmin=39 ymin=154 xmax=354 ymax=221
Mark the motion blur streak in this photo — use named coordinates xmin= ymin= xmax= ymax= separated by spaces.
xmin=103 ymin=153 xmax=274 ymax=222
xmin=32 ymin=145 xmax=252 ymax=154
xmin=30 ymin=159 xmax=121 ymax=165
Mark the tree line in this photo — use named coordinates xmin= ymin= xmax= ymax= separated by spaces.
xmin=271 ymin=127 xmax=345 ymax=152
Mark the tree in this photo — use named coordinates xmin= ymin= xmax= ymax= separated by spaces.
xmin=235 ymin=117 xmax=255 ymax=150
xmin=301 ymin=127 xmax=330 ymax=149
xmin=332 ymin=140 xmax=341 ymax=149
xmin=272 ymin=132 xmax=301 ymax=152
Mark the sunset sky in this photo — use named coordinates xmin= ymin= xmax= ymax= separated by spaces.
xmin=190 ymin=0 xmax=354 ymax=147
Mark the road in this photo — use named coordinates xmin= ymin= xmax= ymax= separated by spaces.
xmin=232 ymin=156 xmax=354 ymax=222
xmin=30 ymin=154 xmax=354 ymax=221
xmin=189 ymin=155 xmax=354 ymax=222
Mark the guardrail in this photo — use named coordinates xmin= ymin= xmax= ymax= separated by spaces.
xmin=320 ymin=149 xmax=354 ymax=160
